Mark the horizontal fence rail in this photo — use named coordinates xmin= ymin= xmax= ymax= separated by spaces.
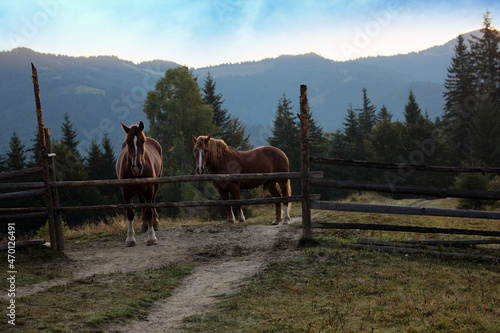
xmin=0 ymin=188 xmax=46 ymax=200
xmin=49 ymin=171 xmax=323 ymax=188
xmin=55 ymin=195 xmax=319 ymax=212
xmin=311 ymin=221 xmax=500 ymax=237
xmin=310 ymin=179 xmax=500 ymax=200
xmin=0 ymin=166 xmax=44 ymax=180
xmin=311 ymin=156 xmax=500 ymax=174
xmin=311 ymin=201 xmax=500 ymax=220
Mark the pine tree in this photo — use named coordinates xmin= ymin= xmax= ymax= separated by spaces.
xmin=27 ymin=130 xmax=43 ymax=168
xmin=202 ymin=72 xmax=230 ymax=133
xmin=342 ymin=103 xmax=362 ymax=146
xmin=267 ymin=93 xmax=300 ymax=170
xmin=86 ymin=139 xmax=103 ymax=180
xmin=357 ymin=88 xmax=377 ymax=135
xmin=5 ymin=132 xmax=26 ymax=171
xmin=467 ymin=96 xmax=500 ymax=166
xmin=100 ymin=133 xmax=116 ymax=179
xmin=61 ymin=113 xmax=81 ymax=158
xmin=201 ymin=72 xmax=250 ymax=150
xmin=404 ymin=90 xmax=422 ymax=126
xmin=377 ymin=105 xmax=392 ymax=123
xmin=469 ymin=11 xmax=500 ymax=100
xmin=443 ymin=34 xmax=475 ymax=162
xmin=223 ymin=116 xmax=252 ymax=150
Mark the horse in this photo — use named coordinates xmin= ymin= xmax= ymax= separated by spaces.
xmin=116 ymin=121 xmax=162 ymax=246
xmin=192 ymin=135 xmax=291 ymax=225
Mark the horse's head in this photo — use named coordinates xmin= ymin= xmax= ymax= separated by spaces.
xmin=192 ymin=134 xmax=211 ymax=174
xmin=121 ymin=121 xmax=147 ymax=177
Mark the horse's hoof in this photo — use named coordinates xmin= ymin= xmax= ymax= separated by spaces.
xmin=147 ymin=240 xmax=157 ymax=246
xmin=141 ymin=224 xmax=148 ymax=232
xmin=126 ymin=241 xmax=136 ymax=247
xmin=270 ymin=220 xmax=279 ymax=226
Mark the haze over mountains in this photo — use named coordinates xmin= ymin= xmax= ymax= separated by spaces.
xmin=0 ymin=31 xmax=477 ymax=154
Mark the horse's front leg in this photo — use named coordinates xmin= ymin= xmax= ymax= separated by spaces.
xmin=152 ymin=184 xmax=160 ymax=231
xmin=217 ymin=188 xmax=235 ymax=223
xmin=139 ymin=189 xmax=157 ymax=246
xmin=122 ymin=190 xmax=136 ymax=247
xmin=230 ymin=185 xmax=245 ymax=223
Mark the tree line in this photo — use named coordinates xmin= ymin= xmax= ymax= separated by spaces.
xmin=2 ymin=12 xmax=499 ymax=234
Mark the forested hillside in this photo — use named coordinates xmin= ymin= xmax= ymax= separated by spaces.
xmin=0 ymin=29 xmax=462 ymax=154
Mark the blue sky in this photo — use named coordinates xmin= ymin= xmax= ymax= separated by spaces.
xmin=1 ymin=0 xmax=499 ymax=68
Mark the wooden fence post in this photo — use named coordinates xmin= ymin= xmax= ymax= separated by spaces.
xmin=45 ymin=128 xmax=64 ymax=251
xmin=300 ymin=85 xmax=311 ymax=239
xmin=32 ymin=63 xmax=64 ymax=252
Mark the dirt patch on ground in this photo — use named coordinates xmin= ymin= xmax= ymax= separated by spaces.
xmin=14 ymin=218 xmax=303 ymax=332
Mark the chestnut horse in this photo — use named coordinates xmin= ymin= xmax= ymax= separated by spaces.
xmin=116 ymin=121 xmax=162 ymax=246
xmin=192 ymin=135 xmax=291 ymax=225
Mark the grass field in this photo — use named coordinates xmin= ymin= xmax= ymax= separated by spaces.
xmin=1 ymin=194 xmax=499 ymax=332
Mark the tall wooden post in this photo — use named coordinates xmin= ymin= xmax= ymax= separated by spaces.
xmin=45 ymin=128 xmax=64 ymax=251
xmin=32 ymin=63 xmax=64 ymax=252
xmin=300 ymin=85 xmax=311 ymax=239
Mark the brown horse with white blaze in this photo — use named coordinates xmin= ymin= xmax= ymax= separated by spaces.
xmin=192 ymin=135 xmax=291 ymax=225
xmin=116 ymin=121 xmax=162 ymax=246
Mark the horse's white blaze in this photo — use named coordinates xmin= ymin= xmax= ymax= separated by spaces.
xmin=133 ymin=136 xmax=138 ymax=167
xmin=198 ymin=148 xmax=203 ymax=173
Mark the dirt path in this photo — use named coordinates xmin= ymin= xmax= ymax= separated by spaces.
xmin=13 ymin=219 xmax=303 ymax=332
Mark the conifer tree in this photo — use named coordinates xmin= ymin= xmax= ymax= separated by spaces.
xmin=357 ymin=88 xmax=377 ymax=135
xmin=202 ymin=72 xmax=230 ymax=133
xmin=27 ymin=130 xmax=43 ymax=168
xmin=86 ymin=139 xmax=103 ymax=180
xmin=469 ymin=11 xmax=500 ymax=100
xmin=377 ymin=105 xmax=392 ymax=123
xmin=467 ymin=97 xmax=500 ymax=166
xmin=342 ymin=103 xmax=362 ymax=147
xmin=267 ymin=93 xmax=300 ymax=170
xmin=61 ymin=113 xmax=81 ymax=158
xmin=223 ymin=116 xmax=251 ymax=150
xmin=403 ymin=90 xmax=422 ymax=126
xmin=443 ymin=34 xmax=475 ymax=162
xmin=100 ymin=133 xmax=116 ymax=179
xmin=201 ymin=72 xmax=250 ymax=150
xmin=5 ymin=132 xmax=26 ymax=171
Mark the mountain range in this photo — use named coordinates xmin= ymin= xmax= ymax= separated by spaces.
xmin=0 ymin=30 xmax=478 ymax=155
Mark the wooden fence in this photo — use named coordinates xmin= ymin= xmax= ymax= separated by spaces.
xmin=299 ymin=84 xmax=500 ymax=240
xmin=2 ymin=78 xmax=499 ymax=253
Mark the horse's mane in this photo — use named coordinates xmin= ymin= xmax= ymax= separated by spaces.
xmin=204 ymin=137 xmax=234 ymax=166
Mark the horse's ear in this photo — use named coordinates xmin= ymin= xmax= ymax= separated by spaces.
xmin=121 ymin=122 xmax=130 ymax=133
xmin=192 ymin=135 xmax=197 ymax=144
xmin=205 ymin=134 xmax=211 ymax=144
xmin=138 ymin=121 xmax=145 ymax=131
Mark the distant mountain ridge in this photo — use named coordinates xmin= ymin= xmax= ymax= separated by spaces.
xmin=0 ymin=31 xmax=478 ymax=154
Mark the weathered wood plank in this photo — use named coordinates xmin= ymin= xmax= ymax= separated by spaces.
xmin=50 ymin=171 xmax=323 ymax=188
xmin=0 ymin=167 xmax=44 ymax=180
xmin=0 ymin=188 xmax=46 ymax=200
xmin=310 ymin=178 xmax=500 ymax=200
xmin=310 ymin=156 xmax=500 ymax=174
xmin=311 ymin=201 xmax=500 ymax=220
xmin=55 ymin=195 xmax=320 ymax=212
